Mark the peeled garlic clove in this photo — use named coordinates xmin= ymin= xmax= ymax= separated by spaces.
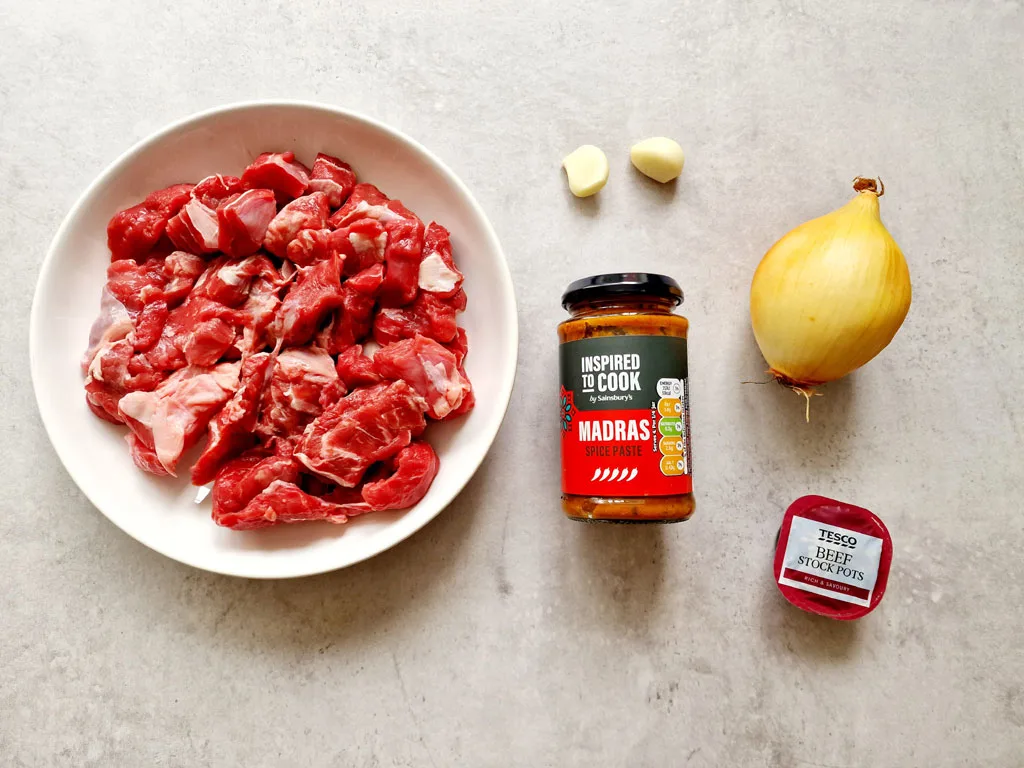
xmin=630 ymin=137 xmax=685 ymax=183
xmin=562 ymin=145 xmax=609 ymax=198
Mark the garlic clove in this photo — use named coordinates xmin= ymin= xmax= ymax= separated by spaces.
xmin=562 ymin=145 xmax=609 ymax=198
xmin=630 ymin=137 xmax=685 ymax=183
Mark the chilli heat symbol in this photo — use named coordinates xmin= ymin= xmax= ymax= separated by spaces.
xmin=560 ymin=386 xmax=576 ymax=433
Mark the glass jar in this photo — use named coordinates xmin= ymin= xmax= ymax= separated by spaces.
xmin=558 ymin=273 xmax=695 ymax=523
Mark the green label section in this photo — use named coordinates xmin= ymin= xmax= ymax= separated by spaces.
xmin=560 ymin=335 xmax=688 ymax=413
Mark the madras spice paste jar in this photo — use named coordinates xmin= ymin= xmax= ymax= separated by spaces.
xmin=558 ymin=273 xmax=695 ymax=523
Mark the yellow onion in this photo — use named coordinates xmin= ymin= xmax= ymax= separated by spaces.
xmin=750 ymin=177 xmax=911 ymax=408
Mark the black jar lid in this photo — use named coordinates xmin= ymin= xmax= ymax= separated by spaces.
xmin=561 ymin=273 xmax=683 ymax=310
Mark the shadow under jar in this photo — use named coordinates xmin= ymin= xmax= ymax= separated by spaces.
xmin=558 ymin=273 xmax=695 ymax=523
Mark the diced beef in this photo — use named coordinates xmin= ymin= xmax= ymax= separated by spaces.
xmin=82 ymin=285 xmax=134 ymax=375
xmin=326 ymin=285 xmax=375 ymax=352
xmin=276 ymin=254 xmax=344 ymax=347
xmin=191 ymin=353 xmax=274 ymax=486
xmin=335 ymin=345 xmax=381 ymax=389
xmin=161 ymin=251 xmax=207 ymax=306
xmin=446 ymin=288 xmax=468 ymax=312
xmin=104 ymin=259 xmax=165 ymax=315
xmin=145 ymin=184 xmax=197 ymax=215
xmin=317 ymin=379 xmax=348 ymax=410
xmin=84 ymin=339 xmax=163 ymax=424
xmin=362 ymin=441 xmax=439 ymax=511
xmin=117 ymin=362 xmax=240 ymax=475
xmin=215 ymin=479 xmax=352 ymax=530
xmin=294 ymin=380 xmax=427 ymax=487
xmin=444 ymin=327 xmax=469 ymax=367
xmin=347 ymin=263 xmax=385 ymax=295
xmin=217 ymin=189 xmax=277 ymax=257
xmin=132 ymin=336 xmax=186 ymax=376
xmin=373 ymin=335 xmax=471 ymax=419
xmin=308 ymin=152 xmax=357 ymax=208
xmin=327 ymin=183 xmax=392 ymax=229
xmin=84 ymin=153 xmax=472 ymax=527
xmin=162 ymin=293 xmax=243 ymax=367
xmin=236 ymin=277 xmax=282 ymax=355
xmin=101 ymin=259 xmax=170 ymax=352
xmin=417 ymin=223 xmax=464 ymax=298
xmin=445 ymin=374 xmax=475 ymax=418
xmin=126 ymin=433 xmax=172 ymax=476
xmin=107 ymin=183 xmax=194 ymax=262
xmin=131 ymin=297 xmax=169 ymax=351
xmin=262 ymin=192 xmax=330 ymax=257
xmin=166 ymin=198 xmax=220 ymax=254
xmin=286 ymin=228 xmax=336 ymax=267
xmin=194 ymin=253 xmax=281 ymax=307
xmin=256 ymin=347 xmax=338 ymax=439
xmin=192 ymin=175 xmax=244 ymax=208
xmin=378 ymin=215 xmax=424 ymax=307
xmin=331 ymin=219 xmax=388 ymax=275
xmin=211 ymin=451 xmax=302 ymax=525
xmin=327 ymin=185 xmax=426 ymax=305
xmin=373 ymin=291 xmax=460 ymax=346
xmin=321 ymin=484 xmax=373 ymax=517
xmin=240 ymin=152 xmax=310 ymax=203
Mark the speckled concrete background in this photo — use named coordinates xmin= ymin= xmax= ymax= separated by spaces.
xmin=2 ymin=1 xmax=1023 ymax=765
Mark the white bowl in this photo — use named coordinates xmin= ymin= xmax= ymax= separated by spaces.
xmin=30 ymin=101 xmax=518 ymax=578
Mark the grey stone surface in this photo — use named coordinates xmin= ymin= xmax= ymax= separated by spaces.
xmin=3 ymin=0 xmax=1023 ymax=765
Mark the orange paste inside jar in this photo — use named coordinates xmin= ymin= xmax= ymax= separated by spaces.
xmin=558 ymin=273 xmax=695 ymax=523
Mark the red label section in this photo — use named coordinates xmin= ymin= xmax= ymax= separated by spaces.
xmin=781 ymin=568 xmax=872 ymax=601
xmin=561 ymin=407 xmax=693 ymax=496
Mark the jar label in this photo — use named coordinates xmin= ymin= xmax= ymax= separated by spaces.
xmin=559 ymin=335 xmax=692 ymax=496
xmin=777 ymin=515 xmax=883 ymax=607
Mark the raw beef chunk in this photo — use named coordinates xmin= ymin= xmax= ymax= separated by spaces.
xmin=162 ymin=251 xmax=207 ymax=306
xmin=126 ymin=433 xmax=172 ymax=476
xmin=373 ymin=335 xmax=470 ymax=420
xmin=362 ymin=441 xmax=439 ymax=511
xmin=194 ymin=253 xmax=281 ymax=307
xmin=191 ymin=352 xmax=274 ymax=485
xmin=158 ymin=292 xmax=242 ymax=368
xmin=372 ymin=291 xmax=461 ymax=346
xmin=308 ymin=152 xmax=357 ymax=208
xmin=327 ymin=183 xmax=392 ymax=228
xmin=417 ymin=223 xmax=463 ymax=298
xmin=335 ymin=345 xmax=381 ymax=389
xmin=263 ymin=192 xmax=329 ymax=257
xmin=378 ymin=215 xmax=424 ymax=307
xmin=217 ymin=189 xmax=277 ymax=257
xmin=346 ymin=263 xmax=385 ymax=295
xmin=327 ymin=184 xmax=426 ymax=305
xmin=331 ymin=219 xmax=388 ymax=275
xmin=322 ymin=284 xmax=376 ymax=353
xmin=237 ymin=277 xmax=281 ymax=355
xmin=166 ymin=198 xmax=220 ymax=254
xmin=192 ymin=175 xmax=244 ymax=208
xmin=83 ymin=286 xmax=134 ymax=375
xmin=276 ymin=254 xmax=345 ymax=346
xmin=256 ymin=348 xmax=338 ymax=439
xmin=117 ymin=362 xmax=240 ymax=475
xmin=215 ymin=479 xmax=352 ymax=530
xmin=107 ymin=183 xmax=194 ymax=262
xmin=241 ymin=152 xmax=310 ymax=203
xmin=211 ymin=452 xmax=302 ymax=524
xmin=286 ymin=228 xmax=337 ymax=267
xmin=84 ymin=339 xmax=162 ymax=423
xmin=294 ymin=380 xmax=427 ymax=487
xmin=443 ymin=327 xmax=469 ymax=367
